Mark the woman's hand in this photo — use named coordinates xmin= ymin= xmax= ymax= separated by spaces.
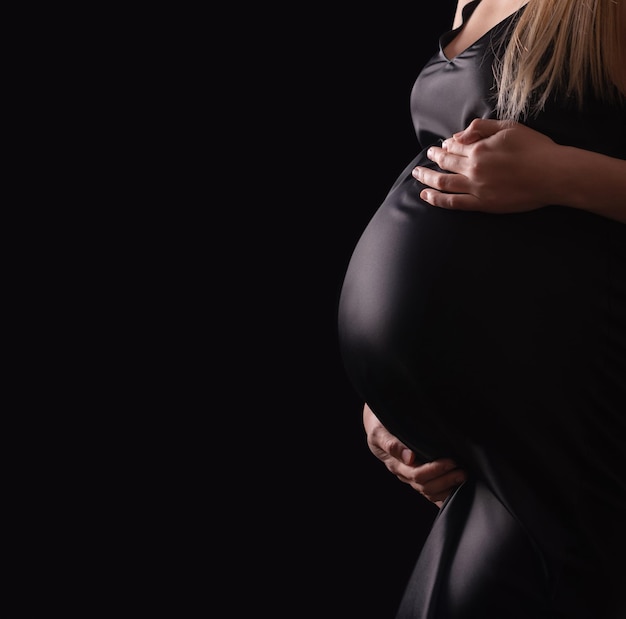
xmin=411 ymin=118 xmax=559 ymax=213
xmin=363 ymin=403 xmax=466 ymax=508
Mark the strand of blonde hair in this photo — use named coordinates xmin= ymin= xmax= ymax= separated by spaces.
xmin=495 ymin=0 xmax=624 ymax=120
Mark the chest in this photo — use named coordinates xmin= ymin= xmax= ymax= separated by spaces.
xmin=444 ymin=0 xmax=526 ymax=61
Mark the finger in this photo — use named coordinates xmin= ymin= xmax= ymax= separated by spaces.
xmin=422 ymin=468 xmax=467 ymax=495
xmin=395 ymin=460 xmax=459 ymax=488
xmin=369 ymin=427 xmax=413 ymax=462
xmin=409 ymin=481 xmax=457 ymax=504
xmin=412 ymin=167 xmax=472 ymax=195
xmin=420 ymin=188 xmax=482 ymax=211
xmin=453 ymin=118 xmax=510 ymax=144
xmin=411 ymin=469 xmax=467 ymax=502
xmin=380 ymin=463 xmax=420 ymax=487
xmin=441 ymin=137 xmax=470 ymax=157
xmin=424 ymin=147 xmax=470 ymax=177
xmin=431 ymin=149 xmax=471 ymax=176
xmin=406 ymin=458 xmax=457 ymax=482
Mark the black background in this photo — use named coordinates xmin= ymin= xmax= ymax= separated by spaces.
xmin=29 ymin=3 xmax=460 ymax=617
xmin=223 ymin=5 xmax=458 ymax=618
xmin=126 ymin=3 xmax=460 ymax=617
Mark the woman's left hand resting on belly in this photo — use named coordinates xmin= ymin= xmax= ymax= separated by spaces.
xmin=412 ymin=118 xmax=626 ymax=224
xmin=363 ymin=403 xmax=467 ymax=508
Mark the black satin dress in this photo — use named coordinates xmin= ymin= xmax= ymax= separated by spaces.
xmin=337 ymin=2 xmax=626 ymax=617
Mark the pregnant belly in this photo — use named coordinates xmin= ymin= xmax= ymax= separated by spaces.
xmin=337 ymin=168 xmax=608 ymax=463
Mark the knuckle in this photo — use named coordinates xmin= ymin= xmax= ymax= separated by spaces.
xmin=443 ymin=195 xmax=458 ymax=209
xmin=380 ymin=435 xmax=397 ymax=455
xmin=472 ymin=141 xmax=489 ymax=157
xmin=438 ymin=172 xmax=455 ymax=192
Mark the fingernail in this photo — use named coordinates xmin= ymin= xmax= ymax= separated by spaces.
xmin=412 ymin=167 xmax=421 ymax=180
xmin=401 ymin=449 xmax=413 ymax=464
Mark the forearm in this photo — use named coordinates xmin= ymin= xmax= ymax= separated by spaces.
xmin=549 ymin=145 xmax=626 ymax=224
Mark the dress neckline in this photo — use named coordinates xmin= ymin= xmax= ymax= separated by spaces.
xmin=439 ymin=0 xmax=526 ymax=62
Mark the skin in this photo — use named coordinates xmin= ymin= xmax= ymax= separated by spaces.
xmin=363 ymin=403 xmax=467 ymax=508
xmin=447 ymin=0 xmax=528 ymax=57
xmin=412 ymin=119 xmax=626 ymax=224
xmin=370 ymin=118 xmax=626 ymax=507
xmin=416 ymin=0 xmax=626 ymax=223
xmin=363 ymin=0 xmax=625 ymax=507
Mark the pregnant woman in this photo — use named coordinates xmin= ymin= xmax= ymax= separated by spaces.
xmin=337 ymin=0 xmax=626 ymax=617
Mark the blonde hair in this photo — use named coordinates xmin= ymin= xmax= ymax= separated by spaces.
xmin=496 ymin=0 xmax=625 ymax=120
